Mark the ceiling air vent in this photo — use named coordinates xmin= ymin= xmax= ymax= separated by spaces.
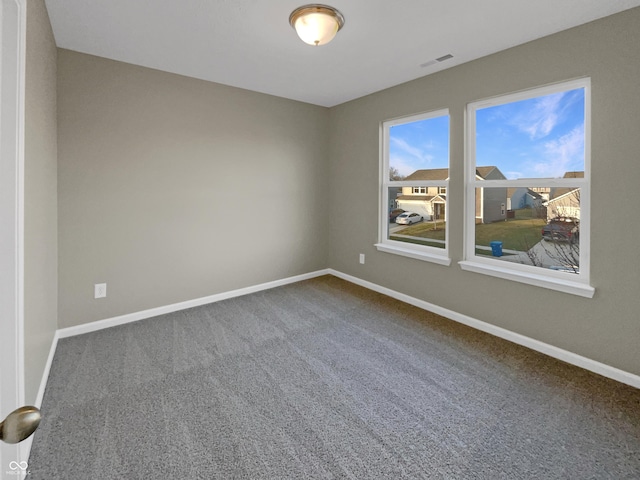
xmin=420 ymin=54 xmax=454 ymax=68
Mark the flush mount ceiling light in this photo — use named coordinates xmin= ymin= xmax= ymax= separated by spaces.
xmin=289 ymin=4 xmax=345 ymax=46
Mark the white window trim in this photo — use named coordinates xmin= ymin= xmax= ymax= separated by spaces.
xmin=377 ymin=109 xmax=451 ymax=266
xmin=461 ymin=78 xmax=594 ymax=298
xmin=376 ymin=243 xmax=452 ymax=266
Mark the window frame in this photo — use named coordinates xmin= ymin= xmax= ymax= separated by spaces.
xmin=376 ymin=108 xmax=451 ymax=266
xmin=460 ymin=78 xmax=594 ymax=298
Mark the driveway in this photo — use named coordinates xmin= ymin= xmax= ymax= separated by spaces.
xmin=389 ymin=222 xmax=407 ymax=234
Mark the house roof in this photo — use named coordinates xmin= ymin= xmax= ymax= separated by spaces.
xmin=549 ymin=188 xmax=580 ymax=202
xmin=475 ymin=166 xmax=504 ymax=179
xmin=528 ymin=189 xmax=544 ymax=199
xmin=404 ymin=168 xmax=449 ymax=181
xmin=404 ymin=166 xmax=502 ymax=181
xmin=549 ymin=171 xmax=584 ymax=200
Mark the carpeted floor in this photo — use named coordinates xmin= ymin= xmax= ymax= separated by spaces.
xmin=28 ymin=275 xmax=640 ymax=479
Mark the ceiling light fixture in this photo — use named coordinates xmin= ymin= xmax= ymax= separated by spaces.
xmin=289 ymin=4 xmax=345 ymax=46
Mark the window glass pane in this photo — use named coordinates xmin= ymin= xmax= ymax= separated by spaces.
xmin=474 ymin=187 xmax=581 ymax=273
xmin=389 ymin=115 xmax=449 ymax=181
xmin=475 ymin=88 xmax=585 ymax=180
xmin=388 ymin=187 xmax=446 ymax=249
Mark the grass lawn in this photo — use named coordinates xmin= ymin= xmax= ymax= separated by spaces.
xmin=390 ymin=209 xmax=546 ymax=252
xmin=393 ymin=221 xmax=446 ymax=240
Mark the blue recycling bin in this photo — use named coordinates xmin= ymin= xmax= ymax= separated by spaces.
xmin=490 ymin=241 xmax=503 ymax=257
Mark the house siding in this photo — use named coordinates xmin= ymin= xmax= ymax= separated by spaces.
xmin=483 ymin=188 xmax=508 ymax=223
xmin=548 ymin=190 xmax=581 ymax=220
xmin=396 ymin=186 xmax=443 ymax=220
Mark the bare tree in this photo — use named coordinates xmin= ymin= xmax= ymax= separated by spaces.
xmin=533 ymin=202 xmax=547 ymax=219
xmin=520 ymin=188 xmax=581 ymax=273
xmin=389 ymin=167 xmax=405 ymax=181
xmin=540 ymin=237 xmax=580 ymax=273
xmin=521 ymin=235 xmax=544 ymax=267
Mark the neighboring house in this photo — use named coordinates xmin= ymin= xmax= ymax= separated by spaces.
xmin=507 ymin=187 xmax=544 ymax=210
xmin=474 ymin=166 xmax=508 ymax=223
xmin=530 ymin=186 xmax=551 ymax=202
xmin=395 ymin=168 xmax=448 ymax=221
xmin=388 ymin=187 xmax=402 ymax=211
xmin=547 ymin=171 xmax=584 ymax=221
xmin=395 ymin=166 xmax=507 ymax=223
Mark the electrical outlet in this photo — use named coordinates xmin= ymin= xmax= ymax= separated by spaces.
xmin=359 ymin=253 xmax=365 ymax=264
xmin=94 ymin=283 xmax=107 ymax=299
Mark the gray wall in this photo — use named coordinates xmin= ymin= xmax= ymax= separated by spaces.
xmin=24 ymin=0 xmax=58 ymax=404
xmin=328 ymin=8 xmax=640 ymax=376
xmin=57 ymin=51 xmax=330 ymax=328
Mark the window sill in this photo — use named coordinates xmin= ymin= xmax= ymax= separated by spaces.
xmin=458 ymin=260 xmax=595 ymax=298
xmin=375 ymin=243 xmax=452 ymax=266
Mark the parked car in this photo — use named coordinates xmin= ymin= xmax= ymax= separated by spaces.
xmin=389 ymin=208 xmax=405 ymax=222
xmin=395 ymin=212 xmax=423 ymax=225
xmin=541 ymin=217 xmax=579 ymax=243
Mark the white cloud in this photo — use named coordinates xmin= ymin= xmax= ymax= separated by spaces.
xmin=390 ymin=137 xmax=434 ymax=164
xmin=530 ymin=125 xmax=584 ymax=177
xmin=512 ymin=92 xmax=566 ymax=140
xmin=389 ymin=137 xmax=436 ymax=177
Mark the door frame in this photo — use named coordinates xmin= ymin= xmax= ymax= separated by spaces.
xmin=0 ymin=0 xmax=27 ymax=471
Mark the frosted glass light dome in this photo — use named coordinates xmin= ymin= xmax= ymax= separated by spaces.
xmin=289 ymin=5 xmax=345 ymax=46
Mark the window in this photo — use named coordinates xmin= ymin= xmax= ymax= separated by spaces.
xmin=376 ymin=109 xmax=451 ymax=265
xmin=460 ymin=78 xmax=593 ymax=297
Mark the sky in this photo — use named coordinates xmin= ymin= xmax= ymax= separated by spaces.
xmin=389 ymin=115 xmax=449 ymax=178
xmin=389 ymin=87 xmax=585 ymax=180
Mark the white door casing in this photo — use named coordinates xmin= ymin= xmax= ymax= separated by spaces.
xmin=0 ymin=0 xmax=26 ymax=472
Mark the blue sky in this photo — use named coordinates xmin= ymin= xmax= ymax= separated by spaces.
xmin=389 ymin=87 xmax=585 ymax=180
xmin=389 ymin=115 xmax=449 ymax=178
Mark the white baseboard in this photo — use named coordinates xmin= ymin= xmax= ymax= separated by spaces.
xmin=21 ymin=330 xmax=60 ymax=462
xmin=328 ymin=269 xmax=640 ymax=390
xmin=57 ymin=269 xmax=331 ymax=339
xmin=34 ymin=331 xmax=59 ymax=408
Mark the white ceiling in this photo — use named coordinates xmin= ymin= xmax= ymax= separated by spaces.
xmin=44 ymin=0 xmax=640 ymax=107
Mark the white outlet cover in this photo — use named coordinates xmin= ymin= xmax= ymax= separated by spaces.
xmin=94 ymin=283 xmax=107 ymax=298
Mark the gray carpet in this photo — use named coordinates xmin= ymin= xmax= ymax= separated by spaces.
xmin=28 ymin=275 xmax=640 ymax=479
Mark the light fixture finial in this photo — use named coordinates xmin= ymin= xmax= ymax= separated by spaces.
xmin=289 ymin=4 xmax=345 ymax=46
